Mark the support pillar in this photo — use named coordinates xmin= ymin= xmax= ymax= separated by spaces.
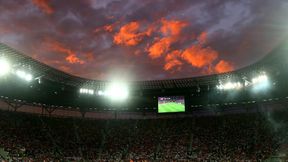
xmin=4 ymin=100 xmax=24 ymax=112
xmin=43 ymin=106 xmax=56 ymax=117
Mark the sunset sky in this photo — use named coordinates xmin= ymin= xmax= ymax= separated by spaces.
xmin=0 ymin=0 xmax=288 ymax=81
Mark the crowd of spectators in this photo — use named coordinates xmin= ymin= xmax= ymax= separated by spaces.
xmin=0 ymin=110 xmax=286 ymax=161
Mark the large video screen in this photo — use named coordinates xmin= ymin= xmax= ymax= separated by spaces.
xmin=158 ymin=96 xmax=185 ymax=113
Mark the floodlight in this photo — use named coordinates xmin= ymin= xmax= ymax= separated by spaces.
xmin=252 ymin=75 xmax=267 ymax=84
xmin=224 ymin=82 xmax=234 ymax=89
xmin=79 ymin=88 xmax=95 ymax=95
xmin=0 ymin=58 xmax=10 ymax=76
xmin=16 ymin=70 xmax=33 ymax=82
xmin=98 ymin=90 xmax=104 ymax=95
xmin=106 ymin=81 xmax=129 ymax=101
xmin=217 ymin=81 xmax=242 ymax=90
xmin=251 ymin=74 xmax=269 ymax=92
xmin=25 ymin=74 xmax=33 ymax=82
xmin=16 ymin=70 xmax=26 ymax=78
xmin=88 ymin=89 xmax=94 ymax=95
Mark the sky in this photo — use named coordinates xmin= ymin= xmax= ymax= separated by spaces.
xmin=0 ymin=0 xmax=288 ymax=81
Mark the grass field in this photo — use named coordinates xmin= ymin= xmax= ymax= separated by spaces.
xmin=158 ymin=102 xmax=185 ymax=113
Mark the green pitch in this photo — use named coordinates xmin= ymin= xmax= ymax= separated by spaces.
xmin=158 ymin=102 xmax=185 ymax=113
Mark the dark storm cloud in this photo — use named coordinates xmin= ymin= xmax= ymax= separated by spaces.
xmin=0 ymin=0 xmax=288 ymax=80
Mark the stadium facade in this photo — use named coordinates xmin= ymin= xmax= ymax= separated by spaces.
xmin=0 ymin=40 xmax=288 ymax=119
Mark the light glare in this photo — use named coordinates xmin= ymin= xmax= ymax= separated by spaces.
xmin=217 ymin=82 xmax=242 ymax=90
xmin=25 ymin=74 xmax=33 ymax=82
xmin=0 ymin=58 xmax=10 ymax=76
xmin=79 ymin=88 xmax=94 ymax=95
xmin=251 ymin=74 xmax=269 ymax=92
xmin=252 ymin=75 xmax=268 ymax=84
xmin=16 ymin=70 xmax=33 ymax=82
xmin=106 ymin=81 xmax=129 ymax=101
xmin=98 ymin=90 xmax=104 ymax=95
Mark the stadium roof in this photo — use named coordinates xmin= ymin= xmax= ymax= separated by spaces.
xmin=0 ymin=40 xmax=287 ymax=112
xmin=0 ymin=41 xmax=283 ymax=90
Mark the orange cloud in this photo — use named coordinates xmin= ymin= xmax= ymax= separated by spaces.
xmin=32 ymin=0 xmax=54 ymax=15
xmin=105 ymin=18 xmax=225 ymax=74
xmin=197 ymin=31 xmax=208 ymax=44
xmin=94 ymin=21 xmax=123 ymax=35
xmin=164 ymin=50 xmax=183 ymax=71
xmin=94 ymin=23 xmax=117 ymax=34
xmin=113 ymin=21 xmax=151 ymax=46
xmin=181 ymin=44 xmax=218 ymax=68
xmin=65 ymin=55 xmax=84 ymax=64
xmin=214 ymin=60 xmax=234 ymax=73
xmin=160 ymin=19 xmax=188 ymax=36
xmin=145 ymin=24 xmax=155 ymax=37
xmin=147 ymin=37 xmax=174 ymax=59
xmin=44 ymin=39 xmax=84 ymax=64
xmin=147 ymin=18 xmax=188 ymax=59
xmin=103 ymin=24 xmax=113 ymax=32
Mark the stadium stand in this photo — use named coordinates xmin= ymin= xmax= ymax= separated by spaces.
xmin=0 ymin=110 xmax=287 ymax=161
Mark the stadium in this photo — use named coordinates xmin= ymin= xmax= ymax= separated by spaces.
xmin=1 ymin=0 xmax=288 ymax=161
xmin=0 ymin=39 xmax=288 ymax=161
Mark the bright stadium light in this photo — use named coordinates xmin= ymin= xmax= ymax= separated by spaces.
xmin=81 ymin=82 xmax=129 ymax=100
xmin=98 ymin=90 xmax=104 ymax=95
xmin=79 ymin=88 xmax=94 ymax=95
xmin=217 ymin=81 xmax=242 ymax=90
xmin=16 ymin=70 xmax=33 ymax=82
xmin=251 ymin=74 xmax=269 ymax=92
xmin=88 ymin=89 xmax=94 ymax=95
xmin=24 ymin=73 xmax=33 ymax=82
xmin=84 ymin=89 xmax=88 ymax=93
xmin=252 ymin=74 xmax=268 ymax=84
xmin=16 ymin=70 xmax=26 ymax=78
xmin=106 ymin=81 xmax=129 ymax=101
xmin=0 ymin=58 xmax=11 ymax=76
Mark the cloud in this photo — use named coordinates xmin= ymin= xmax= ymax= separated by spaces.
xmin=181 ymin=44 xmax=218 ymax=68
xmin=94 ymin=24 xmax=113 ymax=34
xmin=103 ymin=24 xmax=114 ymax=32
xmin=32 ymin=0 xmax=54 ymax=15
xmin=58 ymin=65 xmax=72 ymax=73
xmin=65 ymin=55 xmax=84 ymax=64
xmin=89 ymin=0 xmax=118 ymax=10
xmin=1 ymin=0 xmax=285 ymax=80
xmin=147 ymin=37 xmax=174 ymax=59
xmin=94 ymin=21 xmax=120 ymax=34
xmin=134 ymin=49 xmax=142 ymax=56
xmin=214 ymin=60 xmax=234 ymax=73
xmin=111 ymin=18 xmax=189 ymax=60
xmin=113 ymin=21 xmax=152 ymax=46
xmin=164 ymin=50 xmax=183 ymax=71
xmin=43 ymin=38 xmax=84 ymax=64
xmin=197 ymin=31 xmax=208 ymax=44
xmin=84 ymin=52 xmax=95 ymax=61
xmin=147 ymin=18 xmax=188 ymax=59
xmin=160 ymin=18 xmax=188 ymax=36
xmin=115 ymin=19 xmax=221 ymax=73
